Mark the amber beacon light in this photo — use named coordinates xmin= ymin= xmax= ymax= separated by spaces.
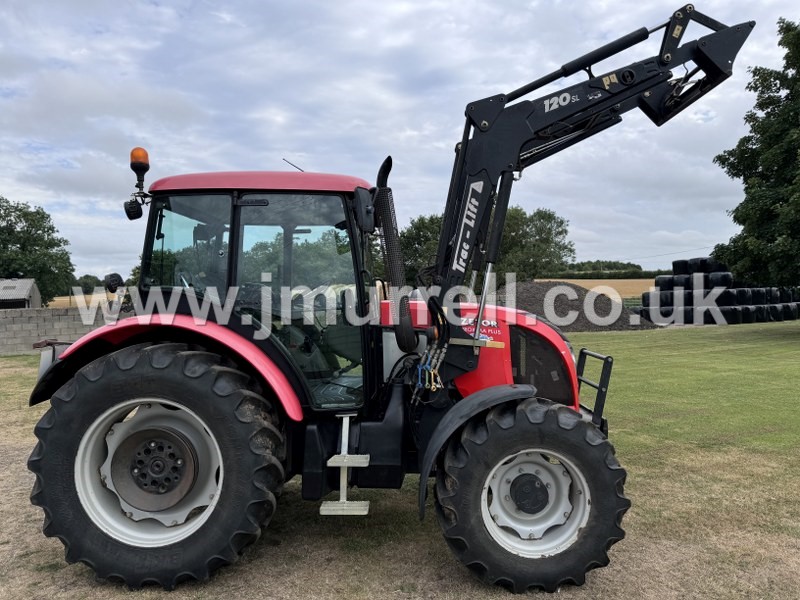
xmin=130 ymin=147 xmax=150 ymax=191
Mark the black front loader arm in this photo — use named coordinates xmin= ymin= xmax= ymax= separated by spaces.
xmin=420 ymin=5 xmax=753 ymax=383
xmin=433 ymin=5 xmax=754 ymax=294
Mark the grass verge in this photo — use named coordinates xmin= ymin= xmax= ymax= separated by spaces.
xmin=1 ymin=321 xmax=799 ymax=599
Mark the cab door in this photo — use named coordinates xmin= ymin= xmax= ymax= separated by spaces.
xmin=234 ymin=192 xmax=366 ymax=410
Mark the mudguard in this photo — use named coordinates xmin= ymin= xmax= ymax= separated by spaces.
xmin=28 ymin=314 xmax=304 ymax=422
xmin=417 ymin=383 xmax=536 ymax=519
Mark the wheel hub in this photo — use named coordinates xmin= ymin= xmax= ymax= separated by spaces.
xmin=510 ymin=473 xmax=549 ymax=515
xmin=112 ymin=427 xmax=198 ymax=512
xmin=481 ymin=449 xmax=591 ymax=558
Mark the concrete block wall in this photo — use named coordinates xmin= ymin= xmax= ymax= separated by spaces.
xmin=0 ymin=307 xmax=106 ymax=355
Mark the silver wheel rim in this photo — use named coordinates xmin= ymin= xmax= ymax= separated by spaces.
xmin=481 ymin=448 xmax=590 ymax=558
xmin=75 ymin=398 xmax=223 ymax=547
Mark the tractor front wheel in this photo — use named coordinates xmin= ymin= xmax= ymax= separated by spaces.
xmin=27 ymin=343 xmax=285 ymax=588
xmin=434 ymin=397 xmax=629 ymax=593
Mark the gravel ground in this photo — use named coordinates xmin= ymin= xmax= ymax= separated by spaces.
xmin=498 ymin=280 xmax=656 ymax=333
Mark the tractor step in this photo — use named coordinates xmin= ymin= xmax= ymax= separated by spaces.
xmin=319 ymin=500 xmax=370 ymax=516
xmin=327 ymin=454 xmax=370 ymax=468
xmin=320 ymin=413 xmax=370 ymax=516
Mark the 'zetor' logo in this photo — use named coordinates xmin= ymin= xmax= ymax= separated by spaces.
xmin=461 ymin=317 xmax=499 ymax=328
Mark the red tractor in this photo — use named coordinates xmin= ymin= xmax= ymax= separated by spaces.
xmin=28 ymin=7 xmax=752 ymax=592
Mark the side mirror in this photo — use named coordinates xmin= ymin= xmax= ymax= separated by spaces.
xmin=353 ymin=187 xmax=375 ymax=234
xmin=104 ymin=273 xmax=124 ymax=293
xmin=124 ymin=199 xmax=143 ymax=220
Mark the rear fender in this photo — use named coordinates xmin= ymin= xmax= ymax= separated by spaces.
xmin=28 ymin=315 xmax=304 ymax=422
xmin=417 ymin=383 xmax=536 ymax=519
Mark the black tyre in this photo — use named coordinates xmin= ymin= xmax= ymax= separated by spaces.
xmin=741 ymin=305 xmax=756 ymax=324
xmin=654 ymin=275 xmax=674 ymax=291
xmin=701 ymin=308 xmax=720 ymax=325
xmin=28 ymin=343 xmax=286 ymax=588
xmin=721 ymin=306 xmax=743 ymax=325
xmin=674 ymin=290 xmax=693 ymax=308
xmin=672 ymin=259 xmax=689 ymax=275
xmin=782 ymin=303 xmax=796 ymax=321
xmin=687 ymin=257 xmax=710 ymax=274
xmin=708 ymin=272 xmax=733 ymax=289
xmin=716 ymin=289 xmax=737 ymax=307
xmin=679 ymin=306 xmax=694 ymax=325
xmin=736 ymin=288 xmax=753 ymax=306
xmin=672 ymin=274 xmax=692 ymax=289
xmin=659 ymin=306 xmax=675 ymax=319
xmin=434 ymin=398 xmax=629 ymax=593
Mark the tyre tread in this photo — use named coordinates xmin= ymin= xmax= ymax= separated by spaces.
xmin=27 ymin=343 xmax=286 ymax=589
xmin=434 ymin=398 xmax=629 ymax=593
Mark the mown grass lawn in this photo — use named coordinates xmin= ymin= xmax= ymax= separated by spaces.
xmin=1 ymin=321 xmax=798 ymax=599
xmin=571 ymin=322 xmax=800 ymax=597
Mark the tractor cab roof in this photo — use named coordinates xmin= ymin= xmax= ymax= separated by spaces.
xmin=149 ymin=171 xmax=372 ymax=194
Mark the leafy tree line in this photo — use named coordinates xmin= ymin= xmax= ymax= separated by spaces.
xmin=74 ymin=274 xmax=103 ymax=294
xmin=714 ymin=18 xmax=800 ymax=287
xmin=566 ymin=260 xmax=643 ymax=272
xmin=398 ymin=206 xmax=576 ymax=285
xmin=546 ymin=269 xmax=671 ymax=280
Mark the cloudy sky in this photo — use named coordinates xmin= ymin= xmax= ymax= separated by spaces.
xmin=0 ymin=1 xmax=794 ymax=278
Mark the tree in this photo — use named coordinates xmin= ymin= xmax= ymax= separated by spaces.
xmin=713 ymin=18 xmax=800 ymax=287
xmin=0 ymin=197 xmax=75 ymax=304
xmin=74 ymin=274 xmax=103 ymax=294
xmin=399 ymin=213 xmax=442 ymax=284
xmin=398 ymin=205 xmax=575 ymax=285
xmin=499 ymin=207 xmax=575 ymax=280
xmin=126 ymin=264 xmax=141 ymax=287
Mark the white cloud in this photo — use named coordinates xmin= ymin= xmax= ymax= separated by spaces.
xmin=0 ymin=0 xmax=793 ymax=276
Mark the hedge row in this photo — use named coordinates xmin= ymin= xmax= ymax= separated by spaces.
xmin=546 ymin=269 xmax=671 ymax=280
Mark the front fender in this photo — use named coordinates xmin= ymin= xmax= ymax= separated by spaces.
xmin=29 ymin=315 xmax=304 ymax=422
xmin=417 ymin=383 xmax=536 ymax=519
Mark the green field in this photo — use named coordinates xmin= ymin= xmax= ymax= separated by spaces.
xmin=1 ymin=322 xmax=799 ymax=599
xmin=571 ymin=323 xmax=800 ymax=545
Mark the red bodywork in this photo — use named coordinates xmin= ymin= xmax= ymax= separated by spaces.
xmin=149 ymin=171 xmax=371 ymax=193
xmin=59 ymin=302 xmax=578 ymax=422
xmin=59 ymin=315 xmax=304 ymax=422
xmin=380 ymin=301 xmax=579 ymax=409
xmin=57 ymin=169 xmax=576 ymax=420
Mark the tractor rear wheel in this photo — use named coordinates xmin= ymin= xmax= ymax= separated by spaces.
xmin=434 ymin=397 xmax=629 ymax=593
xmin=27 ymin=343 xmax=285 ymax=588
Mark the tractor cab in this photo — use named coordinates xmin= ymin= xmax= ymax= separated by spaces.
xmin=136 ymin=170 xmax=376 ymax=412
